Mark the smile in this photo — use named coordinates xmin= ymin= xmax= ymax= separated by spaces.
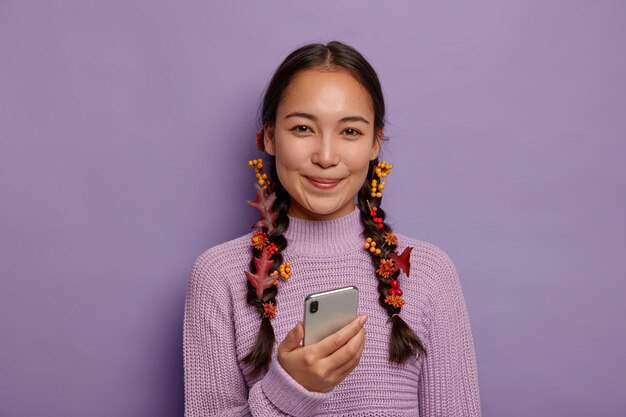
xmin=305 ymin=176 xmax=342 ymax=190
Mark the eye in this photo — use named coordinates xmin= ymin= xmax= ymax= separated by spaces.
xmin=291 ymin=125 xmax=312 ymax=134
xmin=343 ymin=128 xmax=362 ymax=137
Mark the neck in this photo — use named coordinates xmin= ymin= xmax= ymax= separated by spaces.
xmin=283 ymin=206 xmax=364 ymax=256
xmin=287 ymin=201 xmax=357 ymax=222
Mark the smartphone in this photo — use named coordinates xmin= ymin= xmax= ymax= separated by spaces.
xmin=303 ymin=285 xmax=359 ymax=346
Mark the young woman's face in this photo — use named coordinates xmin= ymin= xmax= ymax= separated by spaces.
xmin=264 ymin=68 xmax=383 ymax=221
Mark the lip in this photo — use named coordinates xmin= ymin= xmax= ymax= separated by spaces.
xmin=306 ymin=176 xmax=342 ymax=189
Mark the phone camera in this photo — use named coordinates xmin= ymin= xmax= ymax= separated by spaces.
xmin=310 ymin=300 xmax=318 ymax=313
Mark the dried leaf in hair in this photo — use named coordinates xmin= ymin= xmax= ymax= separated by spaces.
xmin=247 ymin=183 xmax=279 ymax=231
xmin=244 ymin=247 xmax=275 ymax=298
xmin=389 ymin=246 xmax=413 ymax=276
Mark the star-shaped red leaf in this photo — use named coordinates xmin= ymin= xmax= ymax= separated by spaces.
xmin=244 ymin=248 xmax=275 ymax=298
xmin=247 ymin=183 xmax=279 ymax=231
xmin=389 ymin=246 xmax=413 ymax=276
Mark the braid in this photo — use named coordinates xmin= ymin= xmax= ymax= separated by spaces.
xmin=357 ymin=158 xmax=427 ymax=363
xmin=242 ymin=155 xmax=291 ymax=378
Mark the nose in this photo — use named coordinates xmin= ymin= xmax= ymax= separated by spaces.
xmin=311 ymin=134 xmax=340 ymax=168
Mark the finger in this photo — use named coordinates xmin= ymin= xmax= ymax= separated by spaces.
xmin=324 ymin=328 xmax=366 ymax=381
xmin=335 ymin=347 xmax=364 ymax=381
xmin=337 ymin=326 xmax=365 ymax=378
xmin=279 ymin=321 xmax=304 ymax=354
xmin=324 ymin=326 xmax=366 ymax=370
xmin=315 ymin=314 xmax=367 ymax=357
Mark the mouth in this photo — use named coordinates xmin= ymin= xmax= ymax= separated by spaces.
xmin=305 ymin=176 xmax=343 ymax=190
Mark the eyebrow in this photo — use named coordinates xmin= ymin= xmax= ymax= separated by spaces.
xmin=284 ymin=112 xmax=370 ymax=124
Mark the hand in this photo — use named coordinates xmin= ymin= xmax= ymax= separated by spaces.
xmin=277 ymin=314 xmax=368 ymax=393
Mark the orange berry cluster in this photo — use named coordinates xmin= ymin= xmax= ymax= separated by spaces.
xmin=364 ymin=231 xmax=398 ymax=257
xmin=370 ymin=160 xmax=392 ymax=198
xmin=279 ymin=261 xmax=292 ymax=280
xmin=247 ymin=158 xmax=270 ymax=189
xmin=267 ymin=261 xmax=291 ymax=282
xmin=364 ymin=237 xmax=382 ymax=255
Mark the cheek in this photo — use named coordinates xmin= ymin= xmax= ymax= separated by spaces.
xmin=346 ymin=148 xmax=374 ymax=174
xmin=274 ymin=150 xmax=305 ymax=189
xmin=275 ymin=143 xmax=308 ymax=171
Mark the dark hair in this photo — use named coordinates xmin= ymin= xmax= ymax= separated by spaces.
xmin=243 ymin=40 xmax=426 ymax=377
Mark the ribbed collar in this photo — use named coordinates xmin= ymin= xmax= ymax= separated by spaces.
xmin=283 ymin=206 xmax=365 ymax=256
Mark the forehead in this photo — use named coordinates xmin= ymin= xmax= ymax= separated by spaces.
xmin=277 ymin=68 xmax=374 ymax=118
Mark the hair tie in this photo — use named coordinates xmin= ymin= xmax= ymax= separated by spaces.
xmin=386 ymin=313 xmax=401 ymax=324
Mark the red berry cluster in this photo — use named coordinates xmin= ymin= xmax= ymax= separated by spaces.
xmin=265 ymin=242 xmax=278 ymax=257
xmin=388 ymin=279 xmax=403 ymax=297
xmin=370 ymin=207 xmax=384 ymax=229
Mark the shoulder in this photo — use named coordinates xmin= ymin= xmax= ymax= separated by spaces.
xmin=393 ymin=231 xmax=457 ymax=274
xmin=191 ymin=232 xmax=252 ymax=274
xmin=393 ymin=231 xmax=461 ymax=297
xmin=187 ymin=231 xmax=254 ymax=299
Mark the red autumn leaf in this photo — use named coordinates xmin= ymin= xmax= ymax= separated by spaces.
xmin=244 ymin=247 xmax=275 ymax=298
xmin=247 ymin=183 xmax=279 ymax=231
xmin=389 ymin=246 xmax=413 ymax=276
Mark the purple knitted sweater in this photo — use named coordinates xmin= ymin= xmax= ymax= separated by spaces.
xmin=183 ymin=206 xmax=481 ymax=416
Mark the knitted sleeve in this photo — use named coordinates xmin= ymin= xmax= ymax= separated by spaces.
xmin=183 ymin=251 xmax=331 ymax=417
xmin=417 ymin=248 xmax=482 ymax=416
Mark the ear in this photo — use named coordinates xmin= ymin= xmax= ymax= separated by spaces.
xmin=264 ymin=123 xmax=276 ymax=156
xmin=370 ymin=127 xmax=383 ymax=160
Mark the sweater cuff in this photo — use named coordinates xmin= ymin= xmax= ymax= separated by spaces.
xmin=261 ymin=354 xmax=331 ymax=416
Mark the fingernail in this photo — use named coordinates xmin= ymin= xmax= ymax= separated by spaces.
xmin=359 ymin=315 xmax=368 ymax=325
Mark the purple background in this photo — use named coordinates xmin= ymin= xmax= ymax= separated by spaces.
xmin=1 ymin=1 xmax=625 ymax=416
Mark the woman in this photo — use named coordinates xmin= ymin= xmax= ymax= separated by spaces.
xmin=183 ymin=40 xmax=481 ymax=416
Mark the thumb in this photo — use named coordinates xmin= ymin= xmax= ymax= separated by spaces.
xmin=280 ymin=321 xmax=304 ymax=352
